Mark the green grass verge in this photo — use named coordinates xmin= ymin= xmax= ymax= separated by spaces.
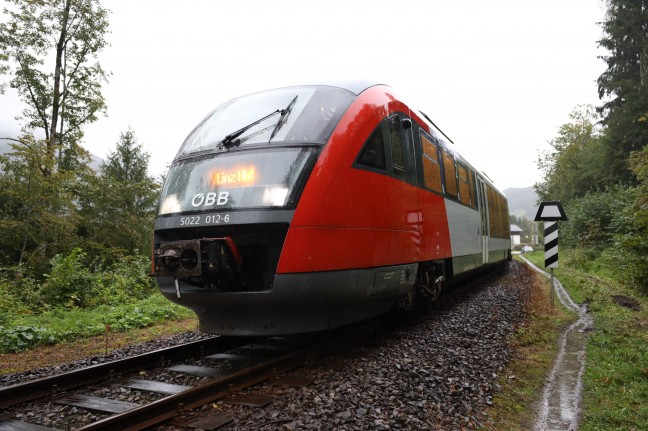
xmin=515 ymin=250 xmax=648 ymax=430
xmin=0 ymin=292 xmax=194 ymax=353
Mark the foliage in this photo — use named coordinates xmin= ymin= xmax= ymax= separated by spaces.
xmin=78 ymin=129 xmax=160 ymax=254
xmin=0 ymin=0 xmax=110 ymax=171
xmin=0 ymin=248 xmax=156 ymax=315
xmin=616 ymin=146 xmax=648 ymax=293
xmin=559 ymin=186 xmax=635 ymax=250
xmin=597 ymin=0 xmax=648 ymax=171
xmin=535 ymin=105 xmax=615 ymax=202
xmin=41 ymin=248 xmax=157 ymax=308
xmin=0 ymin=137 xmax=84 ymax=269
xmin=0 ymin=326 xmax=56 ymax=353
xmin=43 ymin=247 xmax=95 ymax=308
xmin=0 ymin=294 xmax=193 ymax=353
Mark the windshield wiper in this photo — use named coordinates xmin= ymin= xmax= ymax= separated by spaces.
xmin=219 ymin=96 xmax=299 ymax=150
xmin=269 ymin=95 xmax=298 ymax=142
xmin=219 ymin=109 xmax=282 ymax=149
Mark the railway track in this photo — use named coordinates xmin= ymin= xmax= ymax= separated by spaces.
xmin=0 ymin=267 xmax=501 ymax=431
xmin=0 ymin=318 xmax=388 ymax=431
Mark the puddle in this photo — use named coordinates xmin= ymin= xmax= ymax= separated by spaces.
xmin=521 ymin=257 xmax=593 ymax=431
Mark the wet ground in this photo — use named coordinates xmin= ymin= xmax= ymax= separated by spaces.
xmin=522 ymin=257 xmax=593 ymax=431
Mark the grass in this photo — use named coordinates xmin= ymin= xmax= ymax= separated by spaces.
xmin=486 ymin=251 xmax=648 ymax=431
xmin=0 ymin=292 xmax=195 ymax=354
xmin=544 ymin=252 xmax=648 ymax=431
xmin=0 ymin=316 xmax=198 ymax=375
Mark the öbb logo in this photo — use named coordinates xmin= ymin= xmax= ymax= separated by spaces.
xmin=191 ymin=191 xmax=230 ymax=208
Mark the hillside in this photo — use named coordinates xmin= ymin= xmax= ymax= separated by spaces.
xmin=504 ymin=186 xmax=538 ymax=220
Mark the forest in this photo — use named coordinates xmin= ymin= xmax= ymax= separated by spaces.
xmin=534 ymin=0 xmax=648 ymax=295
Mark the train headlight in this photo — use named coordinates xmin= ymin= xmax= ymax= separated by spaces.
xmin=262 ymin=186 xmax=289 ymax=206
xmin=159 ymin=194 xmax=181 ymax=215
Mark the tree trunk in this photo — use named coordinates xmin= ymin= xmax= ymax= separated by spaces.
xmin=48 ymin=0 xmax=72 ymax=173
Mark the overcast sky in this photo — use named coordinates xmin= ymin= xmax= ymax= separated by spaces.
xmin=0 ymin=0 xmax=607 ymax=190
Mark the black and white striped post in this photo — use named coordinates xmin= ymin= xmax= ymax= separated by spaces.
xmin=544 ymin=221 xmax=559 ymax=268
xmin=534 ymin=201 xmax=568 ymax=307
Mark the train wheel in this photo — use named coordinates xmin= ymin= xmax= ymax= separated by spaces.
xmin=419 ymin=263 xmax=444 ymax=301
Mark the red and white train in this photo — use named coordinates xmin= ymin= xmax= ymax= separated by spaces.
xmin=151 ymin=82 xmax=511 ymax=335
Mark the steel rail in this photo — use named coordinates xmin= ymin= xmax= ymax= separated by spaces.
xmin=0 ymin=337 xmax=229 ymax=408
xmin=77 ymin=320 xmax=385 ymax=431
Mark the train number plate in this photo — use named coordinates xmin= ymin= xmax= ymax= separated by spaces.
xmin=179 ymin=214 xmax=231 ymax=226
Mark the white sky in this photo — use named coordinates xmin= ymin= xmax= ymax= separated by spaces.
xmin=0 ymin=0 xmax=607 ymax=190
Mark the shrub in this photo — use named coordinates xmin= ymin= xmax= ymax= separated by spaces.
xmin=98 ymin=254 xmax=156 ymax=305
xmin=43 ymin=248 xmax=96 ymax=308
xmin=0 ymin=325 xmax=56 ymax=352
xmin=561 ymin=187 xmax=635 ymax=249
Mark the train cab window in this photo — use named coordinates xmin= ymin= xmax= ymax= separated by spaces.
xmin=357 ymin=125 xmax=387 ymax=171
xmin=420 ymin=131 xmax=442 ymax=193
xmin=389 ymin=116 xmax=406 ymax=179
xmin=442 ymin=150 xmax=458 ymax=198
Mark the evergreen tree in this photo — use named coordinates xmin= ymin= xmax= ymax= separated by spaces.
xmin=79 ymin=129 xmax=160 ymax=255
xmin=597 ymin=0 xmax=648 ymax=177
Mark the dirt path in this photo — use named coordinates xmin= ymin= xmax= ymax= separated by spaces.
xmin=521 ymin=257 xmax=593 ymax=431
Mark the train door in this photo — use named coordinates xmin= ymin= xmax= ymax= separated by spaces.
xmin=477 ymin=177 xmax=489 ymax=264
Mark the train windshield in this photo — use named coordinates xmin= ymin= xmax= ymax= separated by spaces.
xmin=158 ymin=147 xmax=316 ymax=215
xmin=176 ymin=86 xmax=355 ymax=158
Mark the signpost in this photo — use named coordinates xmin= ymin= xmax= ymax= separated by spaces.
xmin=534 ymin=201 xmax=568 ymax=306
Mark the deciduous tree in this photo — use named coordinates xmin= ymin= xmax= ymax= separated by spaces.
xmin=535 ymin=105 xmax=610 ymax=202
xmin=0 ymin=0 xmax=110 ymax=174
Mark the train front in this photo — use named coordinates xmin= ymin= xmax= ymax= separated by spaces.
xmin=152 ymin=85 xmax=357 ymax=335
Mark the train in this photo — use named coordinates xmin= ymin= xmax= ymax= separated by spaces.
xmin=151 ymin=81 xmax=511 ymax=336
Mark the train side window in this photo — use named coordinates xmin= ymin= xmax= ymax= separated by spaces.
xmin=420 ymin=131 xmax=442 ymax=193
xmin=356 ymin=124 xmax=386 ymax=171
xmin=457 ymin=163 xmax=471 ymax=206
xmin=442 ymin=150 xmax=457 ymax=198
xmin=388 ymin=115 xmax=406 ymax=179
xmin=468 ymin=169 xmax=477 ymax=208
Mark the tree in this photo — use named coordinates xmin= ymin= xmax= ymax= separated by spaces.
xmin=597 ymin=0 xmax=648 ymax=174
xmin=535 ymin=105 xmax=611 ymax=202
xmin=617 ymin=146 xmax=648 ymax=292
xmin=0 ymin=136 xmax=81 ymax=270
xmin=78 ymin=129 xmax=160 ymax=254
xmin=0 ymin=0 xmax=110 ymax=174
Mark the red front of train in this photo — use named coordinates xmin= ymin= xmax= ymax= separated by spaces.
xmin=152 ymin=82 xmax=508 ymax=335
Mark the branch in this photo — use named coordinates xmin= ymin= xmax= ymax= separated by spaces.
xmin=16 ymin=58 xmax=50 ymax=139
xmin=60 ymin=106 xmax=101 ymax=138
xmin=0 ymin=136 xmax=30 ymax=145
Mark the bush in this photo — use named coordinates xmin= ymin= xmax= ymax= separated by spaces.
xmin=0 ymin=294 xmax=193 ymax=353
xmin=36 ymin=248 xmax=156 ymax=309
xmin=0 ymin=266 xmax=46 ymax=314
xmin=0 ymin=325 xmax=56 ymax=352
xmin=43 ymin=248 xmax=96 ymax=308
xmin=98 ymin=254 xmax=156 ymax=305
xmin=561 ymin=187 xmax=635 ymax=249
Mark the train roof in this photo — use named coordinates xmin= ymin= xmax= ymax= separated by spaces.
xmin=294 ymin=80 xmax=384 ymax=95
